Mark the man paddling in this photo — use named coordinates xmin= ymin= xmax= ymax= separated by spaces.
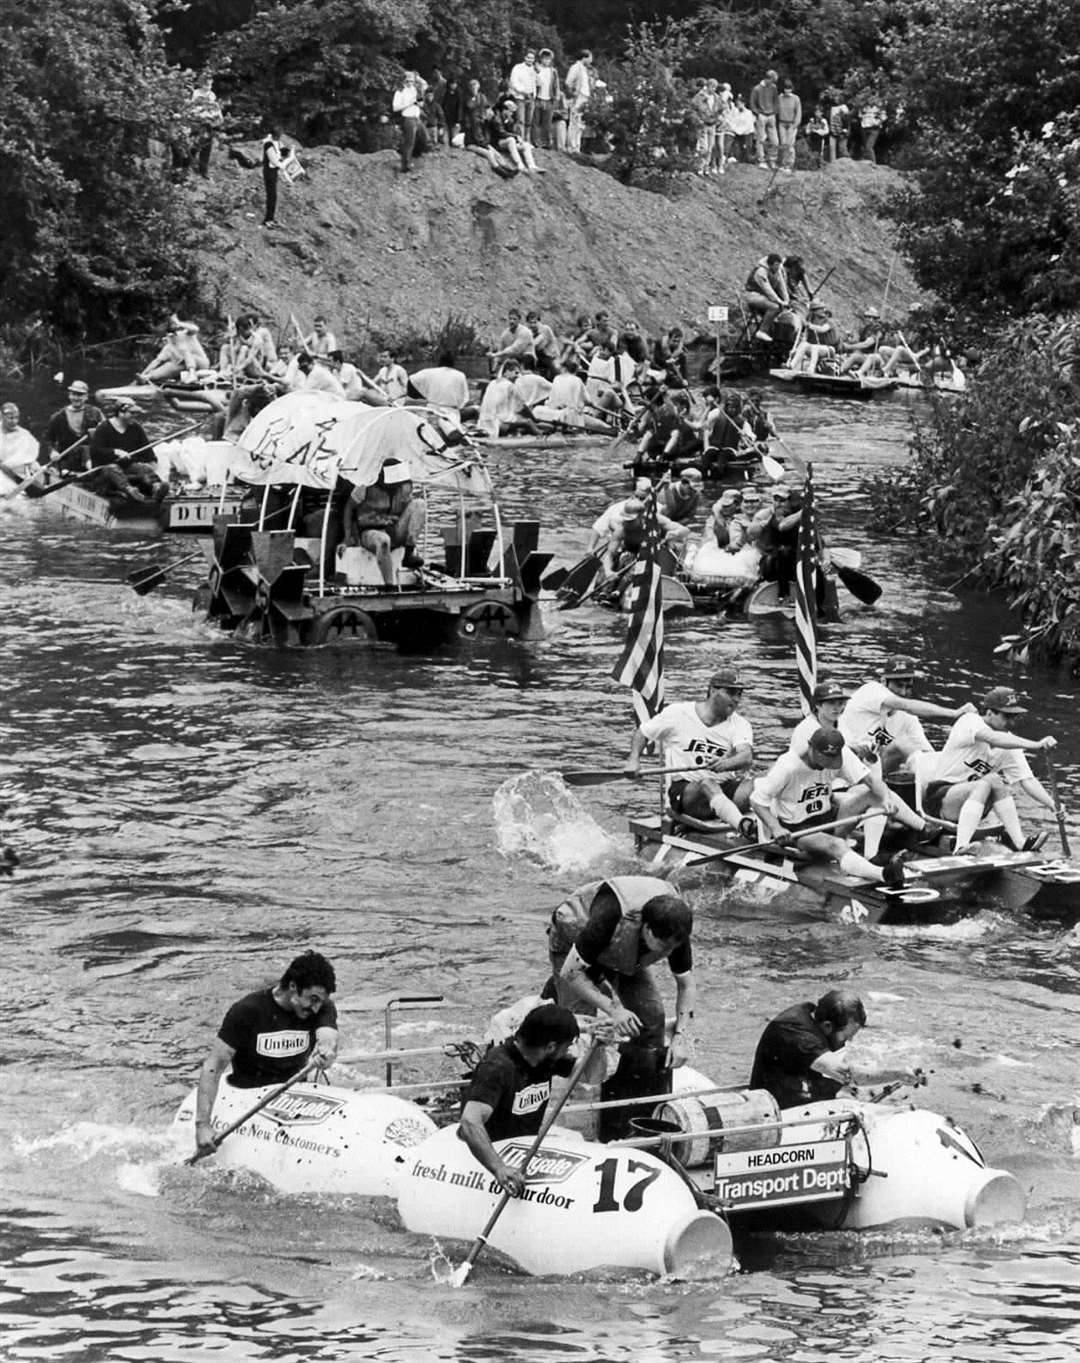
xmin=458 ymin=1003 xmax=579 ymax=1196
xmin=39 ymin=380 xmax=104 ymax=473
xmin=749 ymin=990 xmax=866 ymax=1108
xmin=750 ymin=727 xmax=909 ymax=886
xmin=625 ymin=667 xmax=754 ymax=834
xmin=546 ymin=877 xmax=695 ymax=1137
xmin=923 ymin=686 xmax=1058 ymax=853
xmin=840 ymin=657 xmax=976 ymax=778
xmin=194 ymin=950 xmax=339 ymax=1157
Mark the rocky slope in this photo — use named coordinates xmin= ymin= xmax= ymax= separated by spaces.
xmin=189 ymin=143 xmax=920 ymax=350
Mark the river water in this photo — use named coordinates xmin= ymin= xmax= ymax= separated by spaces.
xmin=2 ymin=375 xmax=1079 ymax=1361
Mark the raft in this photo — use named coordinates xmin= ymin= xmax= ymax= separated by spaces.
xmin=769 ymin=367 xmax=898 ymax=398
xmin=170 ymin=1078 xmax=437 ymax=1196
xmin=395 ymin=1121 xmax=733 ymax=1277
xmin=96 ymin=380 xmax=228 ymax=415
xmin=629 ymin=812 xmax=1059 ymax=926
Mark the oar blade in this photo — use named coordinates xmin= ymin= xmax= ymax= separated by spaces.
xmin=448 ymin=1260 xmax=474 ymax=1288
xmin=541 ymin=566 xmax=570 ymax=592
xmin=833 ymin=561 xmax=883 ymax=605
xmin=128 ymin=566 xmax=168 ymax=596
xmin=555 ymin=554 xmax=603 ymax=609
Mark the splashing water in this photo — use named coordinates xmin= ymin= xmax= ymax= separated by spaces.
xmin=493 ymin=771 xmax=618 ymax=873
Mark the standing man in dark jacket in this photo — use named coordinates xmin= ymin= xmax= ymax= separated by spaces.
xmin=749 ymin=68 xmax=779 ymax=169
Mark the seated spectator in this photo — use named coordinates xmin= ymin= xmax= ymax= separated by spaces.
xmin=459 ymin=79 xmax=490 ymax=150
xmin=483 ymin=96 xmax=543 ymax=174
xmin=805 ymin=106 xmax=829 ymax=168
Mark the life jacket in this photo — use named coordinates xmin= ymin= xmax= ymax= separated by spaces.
xmin=745 ymin=259 xmax=772 ymax=293
xmin=548 ymin=876 xmax=674 ymax=976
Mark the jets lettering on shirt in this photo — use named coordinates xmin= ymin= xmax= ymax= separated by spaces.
xmin=512 ymin=1081 xmax=551 ymax=1117
xmin=867 ymin=721 xmax=892 ymax=752
xmin=797 ymin=781 xmax=832 ymax=816
xmin=963 ymin=756 xmax=994 ymax=778
xmin=256 ymin=1029 xmax=310 ymax=1058
xmin=684 ymin=738 xmax=730 ymax=765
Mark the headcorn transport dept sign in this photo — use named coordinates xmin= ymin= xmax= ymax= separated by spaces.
xmin=713 ymin=1138 xmax=852 ymax=1209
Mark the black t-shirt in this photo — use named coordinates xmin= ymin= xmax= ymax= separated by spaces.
xmin=89 ymin=420 xmax=151 ymax=468
xmin=749 ymin=1001 xmax=839 ymax=1108
xmin=575 ymin=887 xmax=693 ymax=976
xmin=462 ymin=1040 xmax=570 ymax=1141
xmin=218 ymin=988 xmax=338 ymax=1089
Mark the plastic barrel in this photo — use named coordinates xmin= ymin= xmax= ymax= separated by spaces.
xmin=653 ymin=1089 xmax=782 ymax=1166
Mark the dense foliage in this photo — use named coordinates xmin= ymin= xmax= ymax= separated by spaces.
xmin=884 ymin=0 xmax=1080 ymax=320
xmin=0 ymin=0 xmax=197 ymax=337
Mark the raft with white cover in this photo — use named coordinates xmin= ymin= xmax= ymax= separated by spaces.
xmin=683 ymin=540 xmax=761 ymax=588
xmin=171 ymin=1078 xmax=437 ymax=1195
xmin=395 ymin=1122 xmax=733 ymax=1277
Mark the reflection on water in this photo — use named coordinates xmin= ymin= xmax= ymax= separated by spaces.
xmin=3 ymin=379 xmax=1080 ymax=1359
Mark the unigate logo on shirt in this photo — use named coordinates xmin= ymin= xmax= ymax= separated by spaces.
xmin=255 ymin=1029 xmax=309 ymax=1058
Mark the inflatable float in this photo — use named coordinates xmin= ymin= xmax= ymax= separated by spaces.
xmin=170 ymin=1078 xmax=437 ymax=1196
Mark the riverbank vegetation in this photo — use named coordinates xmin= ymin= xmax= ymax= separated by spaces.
xmin=862 ymin=0 xmax=1080 ymax=668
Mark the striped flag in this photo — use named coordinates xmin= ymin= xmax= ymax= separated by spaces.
xmin=793 ymin=464 xmax=819 ymax=715
xmin=611 ymin=483 xmax=666 ymax=723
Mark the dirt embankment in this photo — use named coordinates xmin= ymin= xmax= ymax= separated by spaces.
xmin=188 ymin=145 xmax=920 ymax=349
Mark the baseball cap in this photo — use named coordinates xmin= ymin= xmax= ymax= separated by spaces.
xmin=741 ymin=486 xmax=763 ymax=503
xmin=813 ymin=680 xmax=848 ymax=705
xmin=882 ymin=656 xmax=926 ymax=680
xmin=709 ymin=667 xmax=744 ymax=691
xmin=68 ymin=380 xmax=90 ymax=395
xmin=717 ymin=489 xmax=742 ymax=508
xmin=808 ymin=727 xmax=845 ymax=765
xmin=983 ymin=686 xmax=1027 ymax=715
xmin=679 ymin=467 xmax=703 ymax=484
xmin=862 ymin=306 xmax=881 ymax=318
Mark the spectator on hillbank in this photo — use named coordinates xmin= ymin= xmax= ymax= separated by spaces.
xmin=565 ymin=50 xmax=594 ymax=154
xmin=858 ymin=98 xmax=885 ymax=163
xmin=750 ymin=68 xmax=779 ymax=169
xmin=729 ymin=94 xmax=756 ymax=161
xmin=508 ymin=50 xmax=538 ymax=143
xmin=189 ymin=73 xmax=225 ymax=179
xmin=262 ymin=129 xmax=282 ymax=228
xmin=805 ymin=105 xmax=829 ymax=168
xmin=534 ymin=50 xmax=561 ymax=149
xmin=484 ymin=96 xmax=543 ymax=173
xmin=828 ymin=96 xmax=851 ymax=160
xmin=393 ymin=70 xmax=428 ymax=173
xmin=776 ymin=79 xmax=802 ymax=173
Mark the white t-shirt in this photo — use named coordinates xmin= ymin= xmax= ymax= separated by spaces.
xmin=338 ymin=363 xmax=365 ymax=401
xmin=591 ymin=499 xmax=630 ymax=539
xmin=514 ymin=373 xmax=552 ymax=407
xmin=0 ymin=427 xmax=39 ymax=476
xmin=839 ymin=681 xmax=931 ymax=757
xmin=549 ymin=374 xmax=588 ymax=412
xmin=300 ymin=365 xmax=346 ymax=399
xmin=639 ymin=701 xmax=753 ymax=791
xmin=477 ymin=377 xmax=525 ymax=436
xmin=753 ymin=749 xmax=866 ymax=826
xmin=508 ymin=62 xmax=538 ymax=99
xmin=375 ymin=363 xmax=408 ymax=401
xmin=933 ymin=713 xmax=1031 ymax=786
xmin=409 ymin=367 xmax=470 ymax=410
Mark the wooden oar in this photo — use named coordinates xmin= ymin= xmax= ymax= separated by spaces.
xmin=128 ymin=550 xmax=205 ymax=596
xmin=554 ymin=552 xmax=605 ymax=609
xmin=562 ymin=764 xmax=713 ymax=787
xmin=449 ymin=1036 xmax=601 ymax=1287
xmin=688 ymin=811 xmax=881 ymax=865
xmin=832 ymin=559 xmax=883 ymax=605
xmin=186 ymin=1057 xmax=319 ymax=1166
xmin=1 ymin=434 xmax=89 ymax=501
xmin=33 ymin=418 xmax=205 ymax=499
xmin=1043 ymin=753 xmax=1071 ymax=857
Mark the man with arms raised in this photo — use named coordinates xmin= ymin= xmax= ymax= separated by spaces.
xmin=840 ymin=657 xmax=976 ymax=778
xmin=924 ymin=686 xmax=1058 ymax=853
xmin=751 ymin=727 xmax=908 ymax=885
xmin=458 ymin=1003 xmax=579 ymax=1195
xmin=547 ymin=876 xmax=695 ymax=1137
xmin=750 ymin=989 xmax=866 ymax=1108
xmin=625 ymin=668 xmax=754 ymax=834
xmin=194 ymin=950 xmax=338 ymax=1157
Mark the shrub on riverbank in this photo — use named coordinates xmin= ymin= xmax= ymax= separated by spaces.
xmin=865 ymin=313 xmax=1080 ymax=666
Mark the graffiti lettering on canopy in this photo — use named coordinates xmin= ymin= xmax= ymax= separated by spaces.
xmin=262 ymin=1091 xmax=345 ymax=1126
xmin=246 ymin=413 xmax=343 ymax=487
xmin=498 ymin=1142 xmax=590 ymax=1184
xmin=713 ymin=1138 xmax=851 ymax=1209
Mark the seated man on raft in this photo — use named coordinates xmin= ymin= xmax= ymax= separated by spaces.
xmin=341 ymin=456 xmax=426 ymax=586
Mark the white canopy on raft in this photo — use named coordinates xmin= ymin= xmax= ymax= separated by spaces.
xmin=237 ymin=392 xmax=492 ymax=496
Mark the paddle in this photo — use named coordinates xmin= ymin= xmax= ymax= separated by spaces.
xmin=186 ymin=1057 xmax=319 ymax=1166
xmin=449 ymin=1035 xmax=602 ymax=1287
xmin=562 ymin=764 xmax=715 ymax=787
xmin=807 ymin=265 xmax=837 ymax=302
xmin=1043 ymin=753 xmax=1071 ymax=857
xmin=128 ymin=550 xmax=205 ymax=596
xmin=832 ymin=559 xmax=883 ymax=606
xmin=555 ymin=552 xmax=605 ymax=609
xmin=688 ymin=810 xmax=881 ymax=865
xmin=33 ymin=418 xmax=205 ymax=499
xmin=541 ymin=566 xmax=570 ymax=592
xmin=2 ymin=434 xmax=89 ymax=502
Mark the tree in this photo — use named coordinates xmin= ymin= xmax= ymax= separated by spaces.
xmin=885 ymin=0 xmax=1080 ymax=318
xmin=0 ymin=0 xmax=196 ymax=337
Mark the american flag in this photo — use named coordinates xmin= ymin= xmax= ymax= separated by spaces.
xmin=611 ymin=483 xmax=666 ymax=723
xmin=793 ymin=464 xmax=819 ymax=715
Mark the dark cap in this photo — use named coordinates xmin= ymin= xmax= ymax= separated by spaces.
xmin=983 ymin=686 xmax=1027 ymax=715
xmin=517 ymin=1003 xmax=580 ymax=1047
xmin=808 ymin=727 xmax=845 ymax=766
xmin=709 ymin=668 xmax=744 ymax=691
xmin=812 ymin=681 xmax=848 ymax=705
xmin=882 ymin=656 xmax=926 ymax=680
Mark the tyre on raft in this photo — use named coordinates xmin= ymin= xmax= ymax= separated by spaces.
xmin=310 ymin=605 xmax=378 ymax=645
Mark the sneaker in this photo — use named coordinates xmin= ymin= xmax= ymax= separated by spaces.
xmin=881 ymin=851 xmax=910 ymax=888
xmin=727 ymin=156 xmax=737 ymax=165
xmin=401 ymin=549 xmax=425 ymax=570
xmin=754 ymin=330 xmax=774 ymax=343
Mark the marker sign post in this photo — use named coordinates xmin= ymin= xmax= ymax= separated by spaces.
xmin=708 ymin=305 xmax=729 ymax=381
